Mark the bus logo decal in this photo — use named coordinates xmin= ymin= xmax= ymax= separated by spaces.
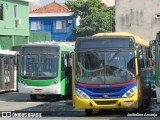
xmin=103 ymin=94 xmax=108 ymax=98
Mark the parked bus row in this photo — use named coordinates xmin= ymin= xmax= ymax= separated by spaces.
xmin=0 ymin=32 xmax=156 ymax=116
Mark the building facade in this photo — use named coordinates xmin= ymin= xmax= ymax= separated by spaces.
xmin=0 ymin=0 xmax=34 ymax=49
xmin=29 ymin=2 xmax=76 ymax=41
xmin=101 ymin=0 xmax=115 ymax=6
xmin=116 ymin=0 xmax=160 ymax=41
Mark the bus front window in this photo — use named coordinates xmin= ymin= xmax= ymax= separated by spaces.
xmin=104 ymin=51 xmax=135 ymax=84
xmin=21 ymin=55 xmax=58 ymax=79
xmin=77 ymin=52 xmax=105 ymax=84
xmin=76 ymin=51 xmax=135 ymax=84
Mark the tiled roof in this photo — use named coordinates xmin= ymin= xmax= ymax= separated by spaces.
xmin=30 ymin=1 xmax=70 ymax=13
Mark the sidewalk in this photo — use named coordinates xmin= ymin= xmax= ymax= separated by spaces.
xmin=0 ymin=90 xmax=13 ymax=94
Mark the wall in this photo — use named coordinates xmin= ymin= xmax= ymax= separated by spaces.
xmin=0 ymin=0 xmax=29 ymax=36
xmin=29 ymin=32 xmax=51 ymax=42
xmin=101 ymin=0 xmax=115 ymax=6
xmin=0 ymin=36 xmax=28 ymax=49
xmin=116 ymin=0 xmax=160 ymax=41
xmin=29 ymin=16 xmax=76 ymax=41
xmin=0 ymin=32 xmax=51 ymax=50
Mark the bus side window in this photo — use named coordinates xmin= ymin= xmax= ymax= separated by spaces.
xmin=148 ymin=46 xmax=153 ymax=66
xmin=138 ymin=45 xmax=144 ymax=69
xmin=68 ymin=52 xmax=72 ymax=67
xmin=61 ymin=52 xmax=72 ymax=79
xmin=145 ymin=47 xmax=150 ymax=67
xmin=65 ymin=52 xmax=72 ymax=76
xmin=142 ymin=47 xmax=147 ymax=68
xmin=61 ymin=53 xmax=66 ymax=79
xmin=146 ymin=47 xmax=151 ymax=67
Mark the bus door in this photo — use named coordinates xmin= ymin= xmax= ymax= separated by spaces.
xmin=61 ymin=52 xmax=72 ymax=94
xmin=137 ymin=45 xmax=152 ymax=103
xmin=0 ymin=55 xmax=15 ymax=91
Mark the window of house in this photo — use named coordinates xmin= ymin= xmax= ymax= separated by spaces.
xmin=14 ymin=5 xmax=17 ymax=18
xmin=156 ymin=13 xmax=160 ymax=18
xmin=0 ymin=3 xmax=4 ymax=20
xmin=30 ymin=21 xmax=42 ymax=31
xmin=54 ymin=20 xmax=67 ymax=32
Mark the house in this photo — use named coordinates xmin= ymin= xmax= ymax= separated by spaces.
xmin=0 ymin=0 xmax=34 ymax=49
xmin=115 ymin=0 xmax=160 ymax=41
xmin=29 ymin=2 xmax=76 ymax=41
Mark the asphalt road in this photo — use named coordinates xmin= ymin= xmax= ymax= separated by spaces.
xmin=0 ymin=92 xmax=160 ymax=120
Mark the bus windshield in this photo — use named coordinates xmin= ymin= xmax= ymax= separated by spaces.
xmin=21 ymin=55 xmax=59 ymax=79
xmin=76 ymin=51 xmax=135 ymax=84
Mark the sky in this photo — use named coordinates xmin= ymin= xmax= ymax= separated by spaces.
xmin=40 ymin=0 xmax=67 ymax=5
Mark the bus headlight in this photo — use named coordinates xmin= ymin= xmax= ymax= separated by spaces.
xmin=50 ymin=80 xmax=58 ymax=86
xmin=75 ymin=88 xmax=90 ymax=99
xmin=122 ymin=86 xmax=137 ymax=98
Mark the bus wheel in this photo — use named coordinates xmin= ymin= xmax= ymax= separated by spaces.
xmin=85 ymin=109 xmax=93 ymax=116
xmin=30 ymin=94 xmax=37 ymax=101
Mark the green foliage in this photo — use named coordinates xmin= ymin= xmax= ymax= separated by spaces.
xmin=66 ymin=0 xmax=115 ymax=37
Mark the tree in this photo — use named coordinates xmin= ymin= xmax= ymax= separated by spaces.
xmin=65 ymin=0 xmax=115 ymax=37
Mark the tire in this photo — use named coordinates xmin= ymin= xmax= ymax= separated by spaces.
xmin=85 ymin=109 xmax=93 ymax=116
xmin=30 ymin=94 xmax=37 ymax=101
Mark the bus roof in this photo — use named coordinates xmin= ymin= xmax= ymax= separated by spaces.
xmin=94 ymin=32 xmax=149 ymax=46
xmin=12 ymin=41 xmax=75 ymax=52
xmin=0 ymin=50 xmax=17 ymax=55
xmin=29 ymin=41 xmax=75 ymax=51
xmin=28 ymin=41 xmax=75 ymax=48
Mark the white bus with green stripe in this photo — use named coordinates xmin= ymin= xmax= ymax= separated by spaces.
xmin=12 ymin=41 xmax=74 ymax=100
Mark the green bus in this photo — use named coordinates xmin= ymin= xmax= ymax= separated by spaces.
xmin=149 ymin=40 xmax=156 ymax=98
xmin=155 ymin=32 xmax=160 ymax=103
xmin=12 ymin=41 xmax=74 ymax=100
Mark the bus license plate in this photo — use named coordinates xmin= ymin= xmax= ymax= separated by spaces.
xmin=34 ymin=89 xmax=42 ymax=93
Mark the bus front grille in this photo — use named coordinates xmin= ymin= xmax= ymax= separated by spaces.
xmin=94 ymin=100 xmax=117 ymax=105
xmin=86 ymin=87 xmax=124 ymax=93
